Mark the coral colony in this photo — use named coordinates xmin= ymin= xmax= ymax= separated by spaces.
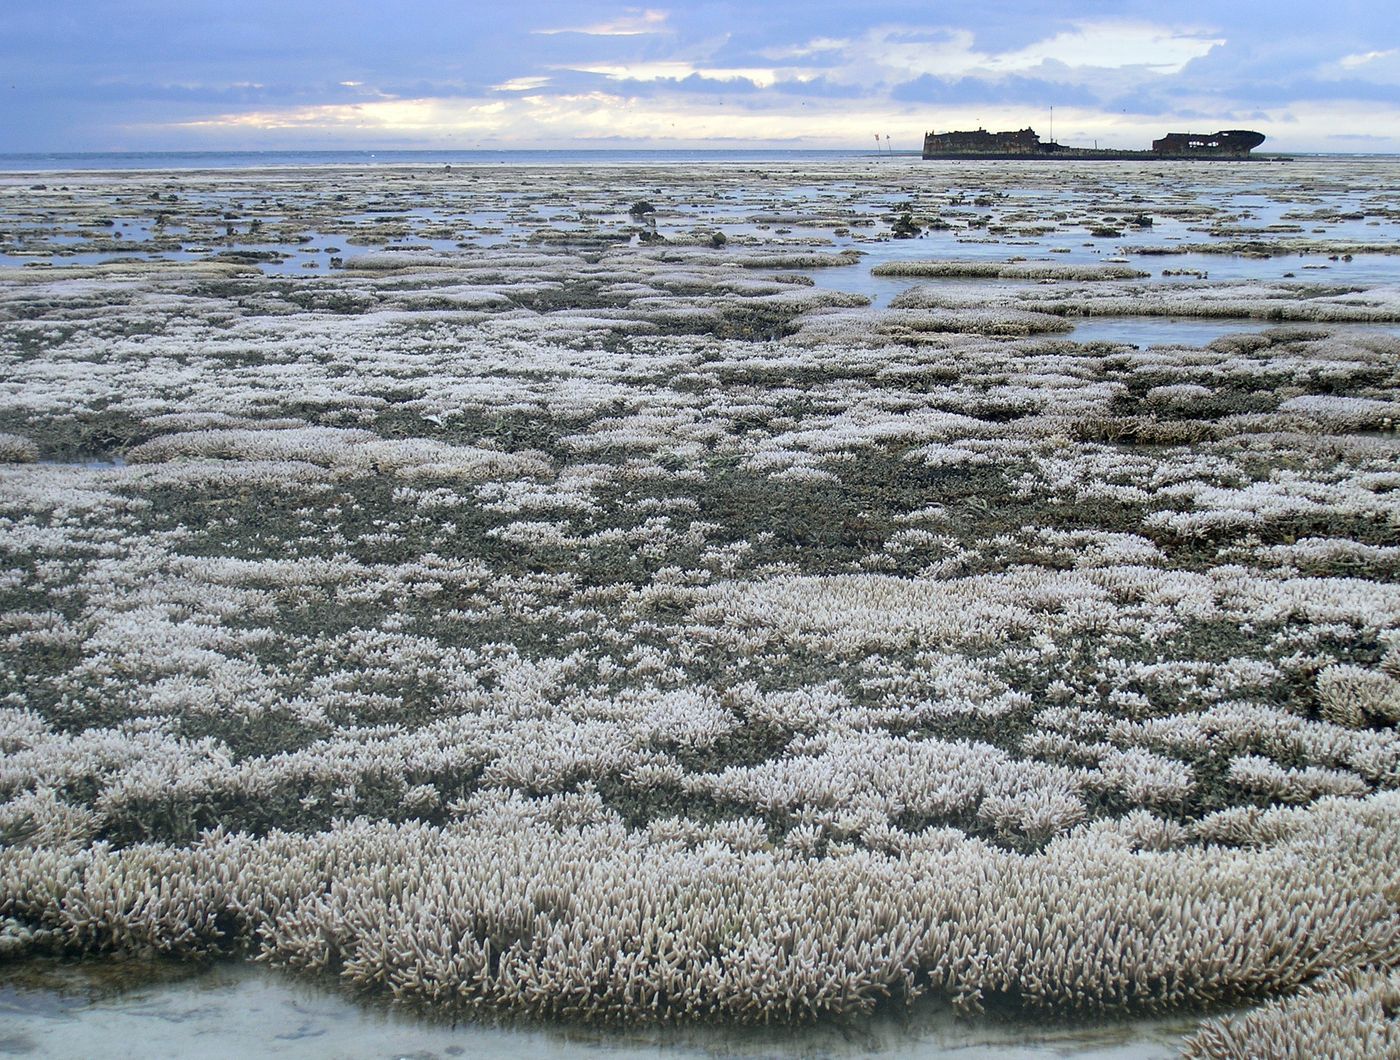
xmin=2 ymin=157 xmax=1400 ymax=1055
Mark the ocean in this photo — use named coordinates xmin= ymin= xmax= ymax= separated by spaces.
xmin=0 ymin=148 xmax=907 ymax=172
xmin=0 ymin=149 xmax=1390 ymax=173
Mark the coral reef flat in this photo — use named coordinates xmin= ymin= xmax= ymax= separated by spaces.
xmin=2 ymin=158 xmax=1399 ymax=1055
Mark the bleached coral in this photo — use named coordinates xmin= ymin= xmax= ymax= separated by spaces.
xmin=129 ymin=426 xmax=552 ymax=481
xmin=0 ymin=433 xmax=38 ymax=462
xmin=1317 ymin=664 xmax=1400 ymax=727
xmin=1182 ymin=966 xmax=1400 ymax=1059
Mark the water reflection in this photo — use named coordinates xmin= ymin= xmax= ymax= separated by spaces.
xmin=1068 ymin=319 xmax=1400 ymax=347
xmin=0 ymin=958 xmax=1203 ymax=1060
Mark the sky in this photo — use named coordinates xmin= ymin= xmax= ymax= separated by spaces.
xmin=2 ymin=1 xmax=1398 ymax=153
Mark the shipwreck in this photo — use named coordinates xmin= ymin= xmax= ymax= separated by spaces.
xmin=922 ymin=126 xmax=1266 ymax=160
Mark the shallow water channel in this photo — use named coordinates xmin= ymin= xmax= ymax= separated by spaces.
xmin=0 ymin=958 xmax=1204 ymax=1060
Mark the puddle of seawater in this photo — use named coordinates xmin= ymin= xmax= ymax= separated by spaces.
xmin=1069 ymin=318 xmax=1267 ymax=347
xmin=1069 ymin=318 xmax=1400 ymax=347
xmin=0 ymin=958 xmax=1204 ymax=1060
xmin=36 ymin=456 xmax=127 ymax=468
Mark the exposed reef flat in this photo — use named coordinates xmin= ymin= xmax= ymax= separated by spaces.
xmin=1 ymin=159 xmax=1399 ymax=1057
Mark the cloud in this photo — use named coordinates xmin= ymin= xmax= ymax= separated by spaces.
xmin=159 ymin=90 xmax=939 ymax=146
xmin=560 ymin=61 xmax=791 ymax=88
xmin=176 ymin=98 xmax=507 ymax=132
xmin=534 ymin=9 xmax=669 ymax=37
xmin=542 ymin=19 xmax=1225 ymax=105
xmin=978 ymin=22 xmax=1224 ymax=75
xmin=758 ymin=38 xmax=848 ymax=62
xmin=1319 ymin=47 xmax=1400 ymax=84
xmin=492 ymin=76 xmax=552 ymax=92
xmin=1338 ymin=48 xmax=1396 ymax=69
xmin=784 ymin=21 xmax=1226 ymax=87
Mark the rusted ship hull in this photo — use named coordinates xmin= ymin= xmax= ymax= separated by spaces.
xmin=922 ymin=127 xmax=1266 ymax=160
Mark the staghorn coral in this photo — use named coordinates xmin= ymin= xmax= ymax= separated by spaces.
xmin=0 ymin=432 xmax=38 ymax=462
xmin=1318 ymin=664 xmax=1400 ymax=727
xmin=1182 ymin=966 xmax=1400 ymax=1058
xmin=3 ymin=794 xmax=1400 ymax=1021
